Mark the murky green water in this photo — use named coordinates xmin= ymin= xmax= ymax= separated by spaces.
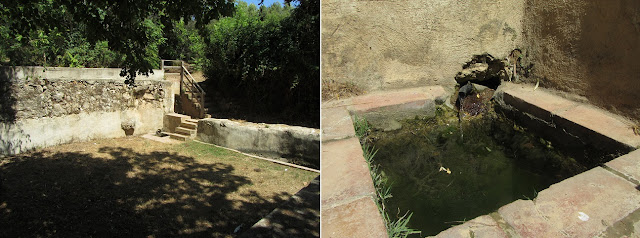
xmin=365 ymin=106 xmax=586 ymax=236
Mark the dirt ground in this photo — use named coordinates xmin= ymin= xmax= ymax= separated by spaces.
xmin=0 ymin=137 xmax=317 ymax=237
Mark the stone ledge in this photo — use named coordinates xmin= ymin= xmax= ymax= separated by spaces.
xmin=321 ymin=107 xmax=355 ymax=142
xmin=500 ymin=167 xmax=640 ymax=237
xmin=320 ymin=196 xmax=387 ymax=238
xmin=499 ymin=82 xmax=640 ymax=150
xmin=321 ymin=138 xmax=375 ymax=209
xmin=605 ymin=149 xmax=640 ymax=185
xmin=347 ymin=86 xmax=447 ymax=113
xmin=434 ymin=215 xmax=509 ymax=238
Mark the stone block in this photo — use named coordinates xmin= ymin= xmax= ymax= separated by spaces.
xmin=321 ymin=107 xmax=355 ymax=141
xmin=498 ymin=199 xmax=565 ymax=238
xmin=500 ymin=84 xmax=578 ymax=121
xmin=163 ymin=113 xmax=190 ymax=133
xmin=321 ymin=197 xmax=387 ymax=238
xmin=348 ymin=86 xmax=446 ymax=113
xmin=605 ymin=149 xmax=640 ymax=184
xmin=321 ymin=138 xmax=375 ymax=208
xmin=500 ymin=167 xmax=640 ymax=237
xmin=556 ymin=105 xmax=640 ymax=149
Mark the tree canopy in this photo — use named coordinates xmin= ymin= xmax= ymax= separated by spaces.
xmin=0 ymin=0 xmax=234 ymax=84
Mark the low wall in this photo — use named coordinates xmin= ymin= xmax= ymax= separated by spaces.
xmin=197 ymin=118 xmax=320 ymax=169
xmin=0 ymin=66 xmax=171 ymax=156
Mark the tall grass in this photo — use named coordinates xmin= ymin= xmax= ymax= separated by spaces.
xmin=354 ymin=116 xmax=420 ymax=238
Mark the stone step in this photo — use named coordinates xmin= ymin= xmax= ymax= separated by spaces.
xmin=181 ymin=121 xmax=197 ymax=130
xmin=169 ymin=133 xmax=188 ymax=141
xmin=165 ymin=112 xmax=191 ymax=122
xmin=175 ymin=127 xmax=196 ymax=136
xmin=185 ymin=119 xmax=199 ymax=124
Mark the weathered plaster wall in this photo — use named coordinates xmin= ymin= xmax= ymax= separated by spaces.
xmin=0 ymin=66 xmax=171 ymax=156
xmin=522 ymin=0 xmax=640 ymax=121
xmin=197 ymin=118 xmax=320 ymax=169
xmin=321 ymin=0 xmax=524 ymax=91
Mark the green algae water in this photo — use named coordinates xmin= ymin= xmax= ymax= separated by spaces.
xmin=365 ymin=106 xmax=586 ymax=236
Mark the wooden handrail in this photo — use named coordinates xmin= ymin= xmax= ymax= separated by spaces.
xmin=162 ymin=59 xmax=207 ymax=118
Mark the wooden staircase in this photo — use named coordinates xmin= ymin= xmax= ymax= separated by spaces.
xmin=162 ymin=59 xmax=210 ymax=119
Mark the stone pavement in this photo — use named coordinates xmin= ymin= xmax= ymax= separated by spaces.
xmin=321 ymin=83 xmax=640 ymax=237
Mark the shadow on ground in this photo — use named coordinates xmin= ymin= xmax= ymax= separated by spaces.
xmin=240 ymin=176 xmax=320 ymax=238
xmin=0 ymin=147 xmax=296 ymax=237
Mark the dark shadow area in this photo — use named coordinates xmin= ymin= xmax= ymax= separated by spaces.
xmin=240 ymin=176 xmax=319 ymax=238
xmin=0 ymin=67 xmax=31 ymax=156
xmin=578 ymin=0 xmax=640 ymax=121
xmin=0 ymin=67 xmax=17 ymax=123
xmin=200 ymin=78 xmax=320 ymax=129
xmin=0 ymin=147 xmax=293 ymax=237
xmin=279 ymin=131 xmax=320 ymax=170
xmin=523 ymin=0 xmax=640 ymax=121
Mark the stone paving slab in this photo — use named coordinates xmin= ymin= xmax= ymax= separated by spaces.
xmin=597 ymin=208 xmax=640 ymax=238
xmin=498 ymin=199 xmax=566 ymax=238
xmin=347 ymin=86 xmax=447 ymax=113
xmin=320 ymin=196 xmax=387 ymax=238
xmin=320 ymin=138 xmax=375 ymax=208
xmin=321 ymin=107 xmax=355 ymax=141
xmin=434 ymin=215 xmax=509 ymax=238
xmin=321 ymin=98 xmax=354 ymax=109
xmin=499 ymin=167 xmax=640 ymax=237
xmin=605 ymin=149 xmax=640 ymax=184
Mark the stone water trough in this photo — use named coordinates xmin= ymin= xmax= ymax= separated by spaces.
xmin=320 ymin=83 xmax=640 ymax=237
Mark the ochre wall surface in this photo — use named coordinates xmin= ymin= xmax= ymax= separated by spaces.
xmin=321 ymin=0 xmax=524 ymax=91
xmin=523 ymin=0 xmax=640 ymax=121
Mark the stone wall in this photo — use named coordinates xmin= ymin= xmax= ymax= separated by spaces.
xmin=321 ymin=0 xmax=524 ymax=91
xmin=0 ymin=66 xmax=171 ymax=156
xmin=522 ymin=0 xmax=640 ymax=122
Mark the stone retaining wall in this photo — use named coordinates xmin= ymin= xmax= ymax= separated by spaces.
xmin=0 ymin=66 xmax=171 ymax=156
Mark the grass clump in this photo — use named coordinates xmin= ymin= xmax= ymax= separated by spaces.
xmin=354 ymin=116 xmax=420 ymax=238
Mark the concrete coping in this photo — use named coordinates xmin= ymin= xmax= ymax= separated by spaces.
xmin=321 ymin=83 xmax=640 ymax=237
xmin=0 ymin=66 xmax=165 ymax=82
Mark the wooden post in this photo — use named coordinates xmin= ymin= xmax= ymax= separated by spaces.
xmin=180 ymin=61 xmax=184 ymax=94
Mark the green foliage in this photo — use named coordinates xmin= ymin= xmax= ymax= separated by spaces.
xmin=0 ymin=0 xmax=234 ymax=84
xmin=385 ymin=212 xmax=420 ymax=238
xmin=160 ymin=19 xmax=207 ymax=70
xmin=353 ymin=115 xmax=371 ymax=139
xmin=203 ymin=0 xmax=319 ymax=125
